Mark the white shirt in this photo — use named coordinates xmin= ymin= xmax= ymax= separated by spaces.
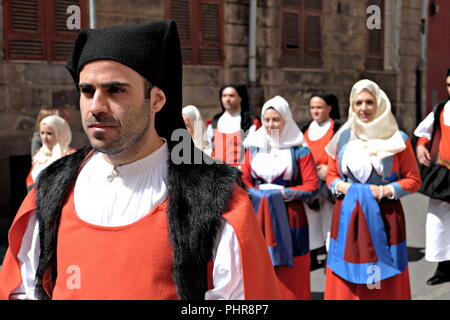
xmin=11 ymin=142 xmax=243 ymax=300
xmin=340 ymin=132 xmax=395 ymax=198
xmin=414 ymin=101 xmax=450 ymax=140
xmin=307 ymin=119 xmax=332 ymax=141
xmin=250 ymin=147 xmax=293 ymax=185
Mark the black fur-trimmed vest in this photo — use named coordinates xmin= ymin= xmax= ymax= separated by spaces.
xmin=34 ymin=146 xmax=243 ymax=300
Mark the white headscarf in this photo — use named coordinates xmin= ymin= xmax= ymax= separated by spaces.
xmin=182 ymin=105 xmax=210 ymax=153
xmin=325 ymin=79 xmax=406 ymax=160
xmin=33 ymin=114 xmax=72 ymax=166
xmin=243 ymin=95 xmax=305 ymax=150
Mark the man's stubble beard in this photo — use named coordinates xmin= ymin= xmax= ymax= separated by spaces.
xmin=87 ymin=102 xmax=152 ymax=158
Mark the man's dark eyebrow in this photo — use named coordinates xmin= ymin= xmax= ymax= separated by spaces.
xmin=101 ymin=81 xmax=130 ymax=88
xmin=78 ymin=83 xmax=93 ymax=89
xmin=78 ymin=82 xmax=130 ymax=89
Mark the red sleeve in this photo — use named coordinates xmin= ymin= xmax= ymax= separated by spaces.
xmin=240 ymin=149 xmax=255 ymax=189
xmin=326 ymin=153 xmax=342 ymax=189
xmin=390 ymin=138 xmax=422 ymax=197
xmin=253 ymin=118 xmax=262 ymax=130
xmin=283 ymin=148 xmax=319 ymax=200
xmin=417 ymin=137 xmax=430 ymax=147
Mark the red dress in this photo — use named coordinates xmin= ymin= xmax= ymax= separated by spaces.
xmin=325 ymin=131 xmax=421 ymax=300
xmin=241 ymin=145 xmax=319 ymax=299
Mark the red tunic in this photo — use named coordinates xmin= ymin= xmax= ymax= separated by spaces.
xmin=304 ymin=120 xmax=335 ymax=166
xmin=0 ymin=186 xmax=281 ymax=300
xmin=417 ymin=109 xmax=450 ymax=162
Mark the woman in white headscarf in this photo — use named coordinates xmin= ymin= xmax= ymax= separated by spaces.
xmin=26 ymin=115 xmax=75 ymax=191
xmin=182 ymin=105 xmax=212 ymax=156
xmin=241 ymin=96 xmax=319 ymax=300
xmin=323 ymin=79 xmax=421 ymax=300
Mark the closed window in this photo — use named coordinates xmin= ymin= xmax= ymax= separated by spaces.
xmin=167 ymin=0 xmax=223 ymax=65
xmin=3 ymin=0 xmax=88 ymax=61
xmin=281 ymin=0 xmax=323 ymax=68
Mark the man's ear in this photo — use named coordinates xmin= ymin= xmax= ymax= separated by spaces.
xmin=150 ymin=87 xmax=166 ymax=113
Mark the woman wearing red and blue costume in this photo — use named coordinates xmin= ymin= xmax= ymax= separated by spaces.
xmin=241 ymin=95 xmax=319 ymax=300
xmin=324 ymin=79 xmax=422 ymax=300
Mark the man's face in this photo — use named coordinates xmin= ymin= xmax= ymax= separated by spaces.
xmin=221 ymin=87 xmax=242 ymax=113
xmin=79 ymin=60 xmax=152 ymax=156
xmin=447 ymin=76 xmax=450 ymax=97
xmin=309 ymin=97 xmax=331 ymax=124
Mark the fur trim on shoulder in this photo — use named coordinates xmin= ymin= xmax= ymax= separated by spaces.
xmin=167 ymin=150 xmax=243 ymax=300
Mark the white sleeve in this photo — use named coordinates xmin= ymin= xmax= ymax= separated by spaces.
xmin=204 ymin=220 xmax=244 ymax=300
xmin=206 ymin=123 xmax=215 ymax=149
xmin=9 ymin=211 xmax=40 ymax=300
xmin=414 ymin=111 xmax=435 ymax=140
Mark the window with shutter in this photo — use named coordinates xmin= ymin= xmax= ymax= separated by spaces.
xmin=167 ymin=0 xmax=223 ymax=65
xmin=3 ymin=0 xmax=87 ymax=61
xmin=281 ymin=0 xmax=323 ymax=68
xmin=366 ymin=0 xmax=385 ymax=70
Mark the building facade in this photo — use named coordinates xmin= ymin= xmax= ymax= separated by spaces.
xmin=1 ymin=0 xmax=448 ymax=254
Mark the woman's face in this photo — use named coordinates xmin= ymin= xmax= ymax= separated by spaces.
xmin=353 ymin=89 xmax=377 ymax=123
xmin=182 ymin=114 xmax=194 ymax=136
xmin=263 ymin=108 xmax=285 ymax=136
xmin=40 ymin=123 xmax=56 ymax=150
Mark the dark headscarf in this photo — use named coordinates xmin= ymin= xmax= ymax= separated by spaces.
xmin=309 ymin=93 xmax=341 ymax=120
xmin=65 ymin=20 xmax=185 ymax=151
xmin=446 ymin=68 xmax=450 ymax=77
xmin=211 ymin=84 xmax=258 ymax=132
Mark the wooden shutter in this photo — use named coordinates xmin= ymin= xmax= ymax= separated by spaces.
xmin=3 ymin=0 xmax=46 ymax=60
xmin=169 ymin=0 xmax=195 ymax=64
xmin=47 ymin=0 xmax=88 ymax=61
xmin=198 ymin=0 xmax=223 ymax=65
xmin=281 ymin=0 xmax=301 ymax=67
xmin=304 ymin=0 xmax=322 ymax=68
xmin=366 ymin=0 xmax=384 ymax=70
xmin=281 ymin=0 xmax=322 ymax=68
xmin=3 ymin=0 xmax=87 ymax=61
xmin=281 ymin=11 xmax=301 ymax=67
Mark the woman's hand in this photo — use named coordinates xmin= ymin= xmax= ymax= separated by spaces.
xmin=369 ymin=185 xmax=393 ymax=201
xmin=337 ymin=182 xmax=352 ymax=195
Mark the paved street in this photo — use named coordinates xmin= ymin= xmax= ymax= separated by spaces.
xmin=311 ymin=192 xmax=450 ymax=300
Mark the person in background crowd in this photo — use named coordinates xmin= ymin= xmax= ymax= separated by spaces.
xmin=182 ymin=105 xmax=212 ymax=156
xmin=414 ymin=68 xmax=450 ymax=285
xmin=242 ymin=95 xmax=319 ymax=300
xmin=206 ymin=84 xmax=261 ymax=168
xmin=300 ymin=94 xmax=342 ymax=269
xmin=31 ymin=105 xmax=73 ymax=157
xmin=26 ymin=115 xmax=75 ymax=191
xmin=324 ymin=79 xmax=421 ymax=300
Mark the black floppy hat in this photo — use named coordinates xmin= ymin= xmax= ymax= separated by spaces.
xmin=65 ymin=20 xmax=185 ymax=150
